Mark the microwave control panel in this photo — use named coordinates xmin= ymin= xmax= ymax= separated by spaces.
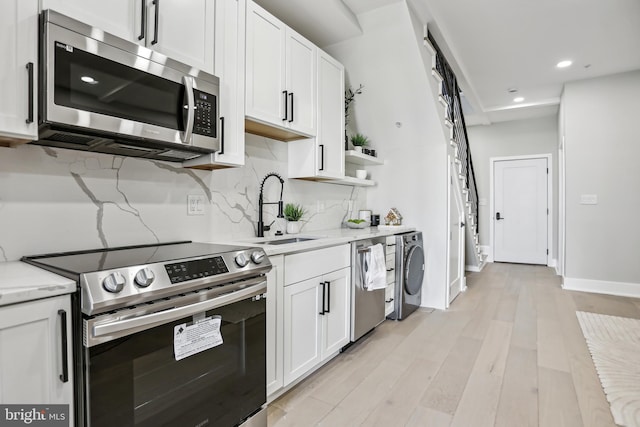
xmin=193 ymin=89 xmax=216 ymax=137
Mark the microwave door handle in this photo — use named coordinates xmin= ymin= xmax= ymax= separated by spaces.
xmin=182 ymin=75 xmax=195 ymax=144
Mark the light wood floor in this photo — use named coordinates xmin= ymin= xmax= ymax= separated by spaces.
xmin=267 ymin=262 xmax=640 ymax=427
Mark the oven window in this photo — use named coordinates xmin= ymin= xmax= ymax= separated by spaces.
xmin=86 ymin=298 xmax=265 ymax=427
xmin=53 ymin=43 xmax=186 ymax=131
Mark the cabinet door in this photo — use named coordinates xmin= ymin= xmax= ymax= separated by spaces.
xmin=149 ymin=0 xmax=215 ymax=73
xmin=321 ymin=267 xmax=351 ymax=359
xmin=42 ymin=0 xmax=139 ymax=42
xmin=285 ymin=28 xmax=316 ymax=137
xmin=212 ymin=0 xmax=245 ymax=167
xmin=245 ymin=1 xmax=286 ymax=126
xmin=283 ymin=278 xmax=321 ymax=386
xmin=266 ymin=255 xmax=284 ymax=397
xmin=0 ymin=0 xmax=38 ymax=142
xmin=316 ymin=50 xmax=345 ymax=179
xmin=0 ymin=295 xmax=74 ymax=424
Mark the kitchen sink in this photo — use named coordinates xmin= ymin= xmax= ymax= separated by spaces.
xmin=264 ymin=237 xmax=318 ymax=245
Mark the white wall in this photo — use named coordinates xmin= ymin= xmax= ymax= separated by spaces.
xmin=467 ymin=116 xmax=559 ymax=262
xmin=326 ymin=1 xmax=449 ymax=309
xmin=562 ymin=70 xmax=640 ymax=293
xmin=0 ymin=135 xmax=365 ymax=261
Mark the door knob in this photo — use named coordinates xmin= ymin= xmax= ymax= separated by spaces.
xmin=496 ymin=212 xmax=504 ymax=220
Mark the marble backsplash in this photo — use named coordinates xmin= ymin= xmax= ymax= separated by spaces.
xmin=0 ymin=134 xmax=365 ymax=261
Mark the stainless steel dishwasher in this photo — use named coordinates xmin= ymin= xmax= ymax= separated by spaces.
xmin=351 ymin=237 xmax=387 ymax=342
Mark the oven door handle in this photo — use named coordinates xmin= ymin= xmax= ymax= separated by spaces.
xmin=92 ymin=281 xmax=266 ymax=340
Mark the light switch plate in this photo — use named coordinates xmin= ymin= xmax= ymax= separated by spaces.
xmin=187 ymin=195 xmax=206 ymax=215
xmin=580 ymin=194 xmax=598 ymax=205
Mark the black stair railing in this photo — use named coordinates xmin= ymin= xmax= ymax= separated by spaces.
xmin=428 ymin=33 xmax=479 ymax=234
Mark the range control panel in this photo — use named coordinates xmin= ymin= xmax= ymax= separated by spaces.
xmin=165 ymin=256 xmax=229 ymax=284
xmin=192 ymin=89 xmax=216 ymax=137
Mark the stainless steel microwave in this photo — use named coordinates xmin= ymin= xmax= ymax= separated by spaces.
xmin=37 ymin=10 xmax=220 ymax=162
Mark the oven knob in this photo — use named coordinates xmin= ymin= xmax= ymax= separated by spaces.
xmin=235 ymin=253 xmax=249 ymax=268
xmin=102 ymin=272 xmax=126 ymax=293
xmin=134 ymin=268 xmax=155 ymax=288
xmin=251 ymin=251 xmax=265 ymax=264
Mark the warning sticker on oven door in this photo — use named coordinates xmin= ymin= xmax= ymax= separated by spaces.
xmin=173 ymin=315 xmax=223 ymax=361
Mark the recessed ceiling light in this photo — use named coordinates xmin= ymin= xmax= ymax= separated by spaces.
xmin=81 ymin=76 xmax=98 ymax=84
xmin=556 ymin=60 xmax=573 ymax=68
xmin=513 ymin=97 xmax=525 ymax=103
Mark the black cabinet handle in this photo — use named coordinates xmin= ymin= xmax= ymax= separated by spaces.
xmin=319 ymin=144 xmax=324 ymax=171
xmin=325 ymin=281 xmax=331 ymax=313
xmin=319 ymin=282 xmax=325 ymax=315
xmin=151 ymin=0 xmax=159 ymax=45
xmin=26 ymin=62 xmax=34 ymax=124
xmin=58 ymin=310 xmax=69 ymax=383
xmin=496 ymin=212 xmax=504 ymax=220
xmin=219 ymin=116 xmax=225 ymax=155
xmin=282 ymin=90 xmax=288 ymax=121
xmin=288 ymin=92 xmax=294 ymax=123
xmin=386 ymin=298 xmax=394 ymax=303
xmin=460 ymin=222 xmax=466 ymax=228
xmin=138 ymin=0 xmax=146 ymax=40
xmin=386 ymin=268 xmax=394 ymax=272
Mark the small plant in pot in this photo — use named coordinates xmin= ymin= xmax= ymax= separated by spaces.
xmin=350 ymin=133 xmax=369 ymax=153
xmin=284 ymin=203 xmax=305 ymax=234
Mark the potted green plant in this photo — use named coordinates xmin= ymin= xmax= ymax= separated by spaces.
xmin=350 ymin=133 xmax=369 ymax=153
xmin=283 ymin=203 xmax=305 ymax=234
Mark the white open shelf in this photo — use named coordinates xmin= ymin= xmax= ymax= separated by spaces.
xmin=344 ymin=150 xmax=384 ymax=166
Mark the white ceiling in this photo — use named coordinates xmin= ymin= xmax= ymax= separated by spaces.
xmin=255 ymin=0 xmax=640 ymax=125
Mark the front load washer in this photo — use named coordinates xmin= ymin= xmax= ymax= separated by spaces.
xmin=389 ymin=231 xmax=425 ymax=320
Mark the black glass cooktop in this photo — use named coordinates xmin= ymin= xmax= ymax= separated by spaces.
xmin=22 ymin=241 xmax=245 ymax=279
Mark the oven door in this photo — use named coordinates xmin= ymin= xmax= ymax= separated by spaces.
xmin=83 ymin=281 xmax=266 ymax=427
xmin=42 ymin=11 xmax=219 ymax=152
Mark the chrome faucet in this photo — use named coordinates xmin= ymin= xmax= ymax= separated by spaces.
xmin=257 ymin=172 xmax=285 ymax=237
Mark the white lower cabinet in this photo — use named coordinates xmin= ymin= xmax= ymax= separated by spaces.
xmin=281 ymin=244 xmax=350 ymax=387
xmin=385 ymin=235 xmax=397 ymax=316
xmin=0 ymin=295 xmax=74 ymax=424
xmin=266 ymin=255 xmax=284 ymax=396
xmin=283 ymin=267 xmax=350 ymax=386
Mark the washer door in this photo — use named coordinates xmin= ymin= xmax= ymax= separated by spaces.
xmin=404 ymin=245 xmax=425 ymax=295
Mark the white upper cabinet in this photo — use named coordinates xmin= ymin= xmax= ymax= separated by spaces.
xmin=183 ymin=0 xmax=245 ymax=169
xmin=149 ymin=0 xmax=215 ymax=74
xmin=285 ymin=28 xmax=316 ymax=137
xmin=245 ymin=1 xmax=316 ymax=140
xmin=42 ymin=0 xmax=139 ymax=42
xmin=288 ymin=49 xmax=345 ymax=180
xmin=42 ymin=0 xmax=215 ymax=74
xmin=0 ymin=0 xmax=39 ymax=144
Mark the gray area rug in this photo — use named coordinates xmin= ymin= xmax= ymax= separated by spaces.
xmin=576 ymin=311 xmax=640 ymax=426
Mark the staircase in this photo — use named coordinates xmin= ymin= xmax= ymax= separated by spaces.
xmin=423 ymin=33 xmax=486 ymax=271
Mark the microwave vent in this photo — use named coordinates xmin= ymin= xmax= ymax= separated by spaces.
xmin=47 ymin=132 xmax=95 ymax=145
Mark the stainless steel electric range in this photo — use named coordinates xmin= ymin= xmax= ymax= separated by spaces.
xmin=23 ymin=241 xmax=271 ymax=427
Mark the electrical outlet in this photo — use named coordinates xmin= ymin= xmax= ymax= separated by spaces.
xmin=187 ymin=195 xmax=206 ymax=215
xmin=580 ymin=194 xmax=598 ymax=205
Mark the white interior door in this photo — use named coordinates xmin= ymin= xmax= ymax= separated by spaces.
xmin=448 ymin=159 xmax=465 ymax=305
xmin=494 ymin=158 xmax=548 ymax=264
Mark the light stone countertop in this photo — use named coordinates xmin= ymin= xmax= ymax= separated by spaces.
xmin=0 ymin=262 xmax=77 ymax=307
xmin=222 ymin=225 xmax=416 ymax=256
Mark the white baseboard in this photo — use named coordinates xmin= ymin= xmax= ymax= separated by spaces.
xmin=563 ymin=277 xmax=640 ymax=299
xmin=466 ymin=264 xmax=481 ymax=272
